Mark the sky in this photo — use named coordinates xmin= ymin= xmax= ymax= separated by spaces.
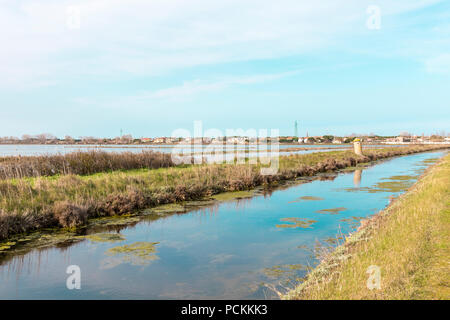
xmin=0 ymin=0 xmax=449 ymax=138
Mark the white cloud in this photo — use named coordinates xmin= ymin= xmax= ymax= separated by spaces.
xmin=0 ymin=0 xmax=445 ymax=89
xmin=147 ymin=70 xmax=300 ymax=100
xmin=425 ymin=54 xmax=450 ymax=74
xmin=72 ymin=70 xmax=301 ymax=108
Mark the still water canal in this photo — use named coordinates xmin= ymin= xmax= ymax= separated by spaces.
xmin=0 ymin=151 xmax=445 ymax=299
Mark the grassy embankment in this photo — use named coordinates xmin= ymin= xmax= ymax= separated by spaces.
xmin=284 ymin=152 xmax=450 ymax=300
xmin=0 ymin=147 xmax=354 ymax=180
xmin=0 ymin=145 xmax=447 ymax=241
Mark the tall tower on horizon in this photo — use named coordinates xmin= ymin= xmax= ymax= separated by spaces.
xmin=294 ymin=121 xmax=298 ymax=138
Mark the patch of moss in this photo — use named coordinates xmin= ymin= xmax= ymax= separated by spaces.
xmin=147 ymin=203 xmax=186 ymax=215
xmin=38 ymin=233 xmax=85 ymax=247
xmin=301 ymin=196 xmax=324 ymax=201
xmin=184 ymin=200 xmax=216 ymax=208
xmin=85 ymin=233 xmax=126 ymax=243
xmin=289 ymin=196 xmax=324 ymax=203
xmin=264 ymin=264 xmax=306 ymax=278
xmin=87 ymin=215 xmax=142 ymax=231
xmin=323 ymin=236 xmax=344 ymax=244
xmin=212 ymin=191 xmax=254 ymax=201
xmin=315 ymin=207 xmax=347 ymax=215
xmin=276 ymin=217 xmax=317 ymax=229
xmin=0 ymin=242 xmax=17 ymax=252
xmin=420 ymin=158 xmax=439 ymax=165
xmin=340 ymin=178 xmax=415 ymax=194
xmin=339 ymin=216 xmax=365 ymax=229
xmin=102 ymin=241 xmax=160 ymax=269
xmin=263 ymin=265 xmax=287 ymax=277
xmin=381 ymin=175 xmax=416 ymax=181
xmin=372 ymin=180 xmax=414 ymax=193
xmin=105 ymin=217 xmax=141 ymax=227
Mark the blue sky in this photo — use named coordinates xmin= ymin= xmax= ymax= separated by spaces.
xmin=0 ymin=0 xmax=449 ymax=138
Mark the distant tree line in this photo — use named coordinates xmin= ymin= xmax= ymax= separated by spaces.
xmin=0 ymin=133 xmax=137 ymax=145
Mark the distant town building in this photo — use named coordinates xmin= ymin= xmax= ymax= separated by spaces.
xmin=153 ymin=137 xmax=166 ymax=144
xmin=396 ymin=136 xmax=411 ymax=143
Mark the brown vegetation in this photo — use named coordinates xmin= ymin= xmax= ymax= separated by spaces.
xmin=0 ymin=151 xmax=174 ymax=179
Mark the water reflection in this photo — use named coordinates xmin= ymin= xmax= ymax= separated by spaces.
xmin=353 ymin=169 xmax=362 ymax=187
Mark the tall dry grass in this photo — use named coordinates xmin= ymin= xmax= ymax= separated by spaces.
xmin=0 ymin=151 xmax=174 ymax=179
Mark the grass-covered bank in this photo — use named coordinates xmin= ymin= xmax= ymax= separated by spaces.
xmin=0 ymin=145 xmax=447 ymax=241
xmin=284 ymin=152 xmax=450 ymax=300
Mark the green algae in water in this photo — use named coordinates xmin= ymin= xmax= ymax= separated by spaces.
xmin=263 ymin=264 xmax=306 ymax=278
xmin=286 ymin=264 xmax=306 ymax=270
xmin=0 ymin=242 xmax=16 ymax=252
xmin=340 ymin=216 xmax=365 ymax=226
xmin=106 ymin=241 xmax=159 ymax=256
xmin=212 ymin=191 xmax=254 ymax=201
xmin=263 ymin=266 xmax=287 ymax=277
xmin=39 ymin=233 xmax=85 ymax=247
xmin=381 ymin=175 xmax=416 ymax=181
xmin=340 ymin=176 xmax=416 ymax=194
xmin=289 ymin=196 xmax=324 ymax=203
xmin=184 ymin=200 xmax=216 ymax=208
xmin=300 ymin=196 xmax=324 ymax=201
xmin=341 ymin=163 xmax=370 ymax=172
xmin=322 ymin=236 xmax=344 ymax=244
xmin=372 ymin=180 xmax=414 ymax=193
xmin=0 ymin=232 xmax=57 ymax=254
xmin=315 ymin=207 xmax=347 ymax=215
xmin=101 ymin=241 xmax=159 ymax=269
xmin=276 ymin=217 xmax=317 ymax=229
xmin=141 ymin=199 xmax=217 ymax=219
xmin=85 ymin=233 xmax=126 ymax=243
xmin=104 ymin=217 xmax=141 ymax=227
xmin=262 ymin=264 xmax=307 ymax=289
xmin=17 ymin=238 xmax=32 ymax=243
xmin=88 ymin=215 xmax=142 ymax=229
xmin=147 ymin=203 xmax=186 ymax=215
xmin=350 ymin=216 xmax=365 ymax=229
xmin=420 ymin=158 xmax=439 ymax=165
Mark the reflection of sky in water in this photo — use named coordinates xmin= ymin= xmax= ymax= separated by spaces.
xmin=0 ymin=144 xmax=408 ymax=157
xmin=0 ymin=151 xmax=445 ymax=299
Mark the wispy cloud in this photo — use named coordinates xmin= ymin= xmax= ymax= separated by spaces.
xmin=146 ymin=71 xmax=300 ymax=100
xmin=425 ymin=54 xmax=450 ymax=74
xmin=73 ymin=70 xmax=301 ymax=107
xmin=0 ymin=0 xmax=445 ymax=89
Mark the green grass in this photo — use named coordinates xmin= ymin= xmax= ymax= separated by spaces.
xmin=284 ymin=152 xmax=450 ymax=300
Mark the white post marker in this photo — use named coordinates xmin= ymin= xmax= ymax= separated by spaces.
xmin=353 ymin=138 xmax=363 ymax=156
